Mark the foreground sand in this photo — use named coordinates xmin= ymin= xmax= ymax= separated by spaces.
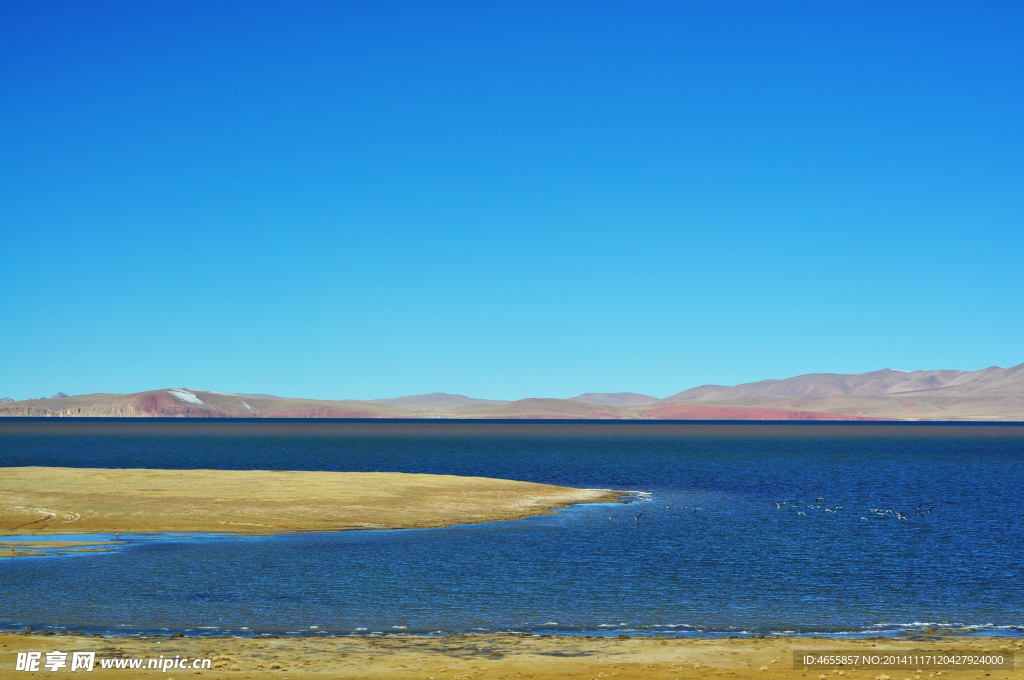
xmin=0 ymin=632 xmax=1020 ymax=679
xmin=0 ymin=467 xmax=618 ymax=536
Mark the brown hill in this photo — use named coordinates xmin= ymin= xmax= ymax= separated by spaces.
xmin=570 ymin=392 xmax=661 ymax=405
xmin=665 ymin=364 xmax=1024 ymax=401
xmin=2 ymin=362 xmax=1022 ymax=420
xmin=367 ymin=393 xmax=509 ymax=409
xmin=439 ymin=398 xmax=633 ymax=419
xmin=0 ymin=389 xmax=403 ymax=419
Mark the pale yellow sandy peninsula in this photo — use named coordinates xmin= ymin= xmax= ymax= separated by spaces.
xmin=0 ymin=467 xmax=619 ymax=536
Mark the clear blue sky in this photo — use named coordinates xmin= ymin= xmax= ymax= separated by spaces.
xmin=2 ymin=1 xmax=1022 ymax=401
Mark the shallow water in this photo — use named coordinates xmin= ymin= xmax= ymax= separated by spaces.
xmin=1 ymin=420 xmax=1022 ymax=637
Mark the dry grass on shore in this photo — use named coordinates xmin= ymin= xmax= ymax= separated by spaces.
xmin=0 ymin=467 xmax=618 ymax=537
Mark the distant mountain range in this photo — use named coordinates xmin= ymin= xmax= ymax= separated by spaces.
xmin=2 ymin=363 xmax=1022 ymax=420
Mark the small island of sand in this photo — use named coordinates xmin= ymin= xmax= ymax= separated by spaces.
xmin=0 ymin=467 xmax=619 ymax=537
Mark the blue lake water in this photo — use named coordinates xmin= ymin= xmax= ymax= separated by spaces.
xmin=1 ymin=419 xmax=1022 ymax=637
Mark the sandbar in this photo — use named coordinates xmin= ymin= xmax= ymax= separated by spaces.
xmin=0 ymin=540 xmax=117 ymax=557
xmin=0 ymin=467 xmax=619 ymax=536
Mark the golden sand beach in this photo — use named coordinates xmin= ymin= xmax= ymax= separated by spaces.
xmin=0 ymin=467 xmax=619 ymax=537
xmin=0 ymin=632 xmax=1020 ymax=680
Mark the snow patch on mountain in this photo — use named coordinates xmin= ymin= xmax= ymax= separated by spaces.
xmin=168 ymin=389 xmax=207 ymax=406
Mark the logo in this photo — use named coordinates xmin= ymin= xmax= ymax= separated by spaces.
xmin=15 ymin=651 xmax=94 ymax=672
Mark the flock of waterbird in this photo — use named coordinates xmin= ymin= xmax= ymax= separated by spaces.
xmin=605 ymin=495 xmax=704 ymax=524
xmin=774 ymin=498 xmax=934 ymax=522
xmin=602 ymin=493 xmax=934 ymax=525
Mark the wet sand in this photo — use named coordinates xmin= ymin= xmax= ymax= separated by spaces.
xmin=0 ymin=632 xmax=1020 ymax=679
xmin=0 ymin=540 xmax=116 ymax=557
xmin=0 ymin=467 xmax=618 ymax=536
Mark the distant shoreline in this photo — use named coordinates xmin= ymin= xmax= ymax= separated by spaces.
xmin=3 ymin=415 xmax=1024 ymax=422
xmin=2 ymin=416 xmax=1023 ymax=429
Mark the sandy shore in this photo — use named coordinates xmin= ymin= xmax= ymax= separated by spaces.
xmin=0 ymin=467 xmax=619 ymax=537
xmin=0 ymin=632 xmax=1020 ymax=679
